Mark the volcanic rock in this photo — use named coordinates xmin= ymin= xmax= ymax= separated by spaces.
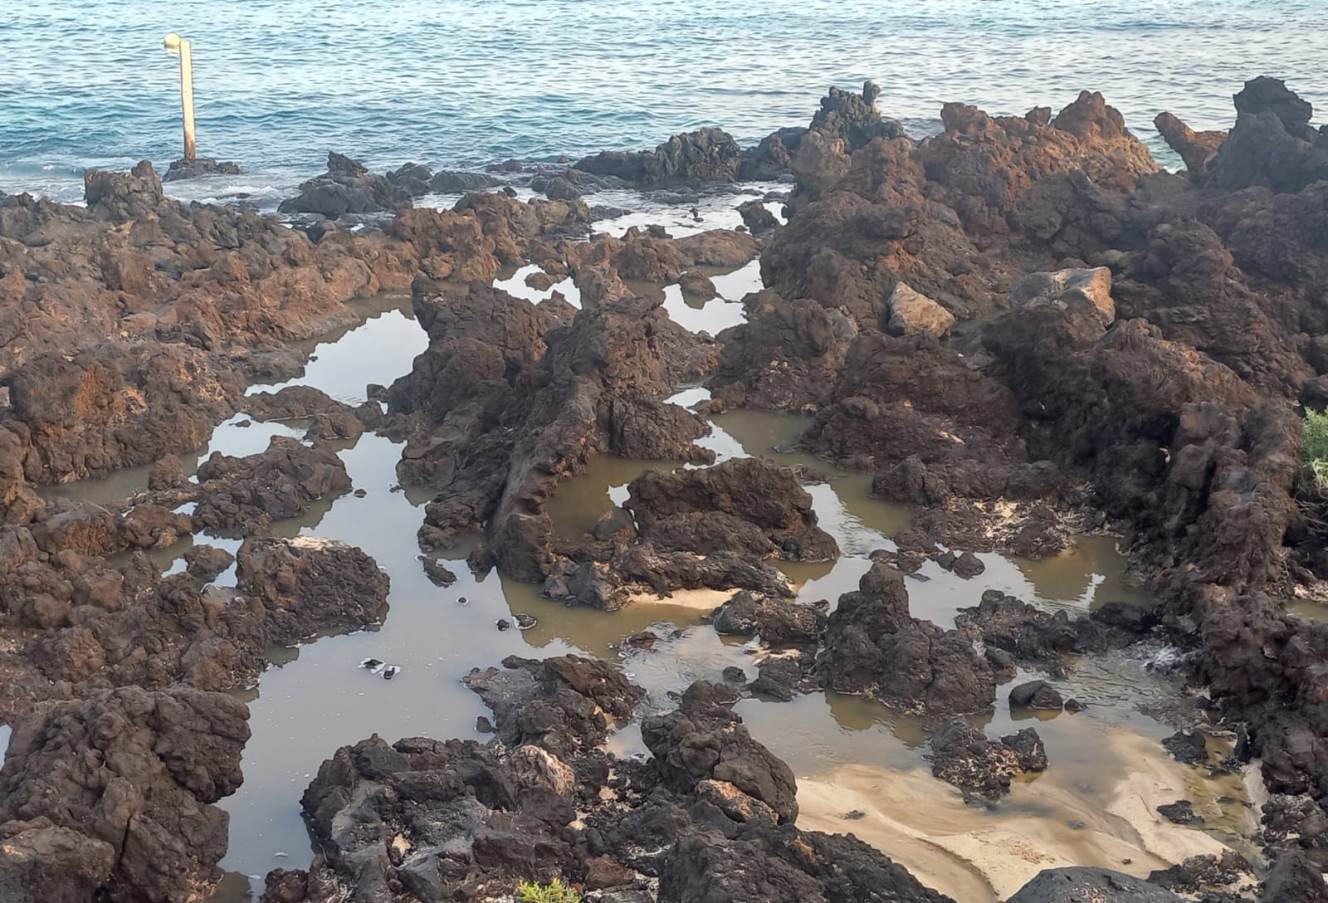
xmin=0 ymin=687 xmax=249 ymax=903
xmin=279 ymin=152 xmax=414 ymax=218
xmin=823 ymin=562 xmax=996 ymax=715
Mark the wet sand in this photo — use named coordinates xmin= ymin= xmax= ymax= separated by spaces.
xmin=795 ymin=738 xmax=1219 ymax=903
xmin=769 ymin=704 xmax=1249 ymax=901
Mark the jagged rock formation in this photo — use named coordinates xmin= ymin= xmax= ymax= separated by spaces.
xmin=0 ymin=687 xmax=250 ymax=903
xmin=272 ymin=670 xmax=951 ymax=903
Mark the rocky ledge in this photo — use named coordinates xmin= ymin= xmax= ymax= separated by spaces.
xmin=3 ymin=72 xmax=1328 ymax=903
xmin=265 ymin=659 xmax=950 ymax=903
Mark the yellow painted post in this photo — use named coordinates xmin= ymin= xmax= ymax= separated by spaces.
xmin=163 ymin=33 xmax=197 ymax=161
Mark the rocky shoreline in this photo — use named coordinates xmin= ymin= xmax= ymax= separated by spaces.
xmin=3 ymin=76 xmax=1328 ymax=901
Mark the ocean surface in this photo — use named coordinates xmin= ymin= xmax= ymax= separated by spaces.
xmin=1 ymin=1 xmax=1325 ymax=203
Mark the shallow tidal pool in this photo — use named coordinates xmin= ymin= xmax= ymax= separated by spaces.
xmin=32 ymin=255 xmax=1253 ymax=902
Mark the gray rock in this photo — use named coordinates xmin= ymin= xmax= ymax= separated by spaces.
xmin=1008 ymin=867 xmax=1183 ymax=902
xmin=1156 ymin=800 xmax=1201 ymax=825
xmin=429 ymin=170 xmax=501 ymax=193
xmin=1162 ymin=729 xmax=1208 ymax=765
xmin=1009 ymin=679 xmax=1064 ymax=711
xmin=386 ymin=161 xmax=434 ymax=196
xmin=184 ymin=544 xmax=235 ymax=582
xmin=738 ymin=199 xmax=779 ymax=234
xmin=163 ymin=156 xmax=241 ymax=182
xmin=278 ymin=152 xmax=413 ymax=218
xmin=952 ymin=551 xmax=985 ymax=578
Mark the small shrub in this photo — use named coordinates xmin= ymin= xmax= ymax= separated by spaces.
xmin=516 ymin=878 xmax=582 ymax=903
xmin=1304 ymin=409 xmax=1328 ymax=490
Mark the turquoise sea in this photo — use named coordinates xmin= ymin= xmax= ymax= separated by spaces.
xmin=1 ymin=1 xmax=1325 ymax=201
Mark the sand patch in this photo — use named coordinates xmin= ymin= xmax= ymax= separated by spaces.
xmin=797 ymin=728 xmax=1232 ymax=901
xmin=625 ymin=586 xmax=736 ymax=611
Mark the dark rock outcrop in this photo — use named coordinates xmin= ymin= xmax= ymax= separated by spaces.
xmin=927 ymin=719 xmax=1047 ymax=802
xmin=710 ymin=590 xmax=824 ymax=647
xmin=279 ymin=152 xmax=414 ymax=218
xmin=0 ymin=687 xmax=249 ymax=903
xmin=2 ymin=533 xmax=389 ymax=722
xmin=1007 ymin=867 xmax=1182 ymax=902
xmin=163 ymin=156 xmax=241 ymax=182
xmin=282 ymin=674 xmax=952 ymax=903
xmin=626 ymin=458 xmax=838 ymax=562
xmin=235 ymin=535 xmax=391 ymax=642
xmin=737 ymin=199 xmax=779 ymax=235
xmin=575 ymin=128 xmax=743 ymax=185
xmin=1154 ymin=112 xmax=1225 ymax=180
xmin=192 ymin=436 xmax=351 ymax=537
xmin=1007 ymin=679 xmax=1064 ymax=711
xmin=955 ymin=590 xmax=1130 ymax=677
xmin=462 ymin=654 xmax=644 ymax=756
xmin=643 ymin=681 xmax=798 ymax=824
xmin=1206 ymin=77 xmax=1328 ymax=192
xmin=823 ymin=562 xmax=995 ymax=715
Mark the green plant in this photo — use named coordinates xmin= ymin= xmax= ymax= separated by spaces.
xmin=1304 ymin=408 xmax=1328 ymax=490
xmin=516 ymin=878 xmax=582 ymax=903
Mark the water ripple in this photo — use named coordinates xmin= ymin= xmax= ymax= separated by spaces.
xmin=1 ymin=0 xmax=1324 ymax=201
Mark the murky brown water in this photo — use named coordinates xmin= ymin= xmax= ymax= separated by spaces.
xmin=37 ymin=263 xmax=1248 ymax=899
xmin=38 ymin=296 xmax=415 ymax=508
xmin=1288 ymin=598 xmax=1328 ymax=624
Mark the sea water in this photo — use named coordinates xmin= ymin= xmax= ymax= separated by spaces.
xmin=2 ymin=0 xmax=1325 ymax=202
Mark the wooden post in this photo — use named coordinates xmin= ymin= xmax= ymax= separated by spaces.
xmin=164 ymin=33 xmax=197 ymax=161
